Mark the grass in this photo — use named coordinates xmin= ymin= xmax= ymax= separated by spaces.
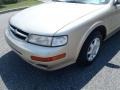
xmin=0 ymin=0 xmax=42 ymax=11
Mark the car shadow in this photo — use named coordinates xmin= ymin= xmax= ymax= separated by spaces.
xmin=1 ymin=31 xmax=120 ymax=90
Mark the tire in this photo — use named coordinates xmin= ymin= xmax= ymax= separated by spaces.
xmin=77 ymin=31 xmax=102 ymax=65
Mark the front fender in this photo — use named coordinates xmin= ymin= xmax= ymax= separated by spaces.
xmin=75 ymin=20 xmax=107 ymax=61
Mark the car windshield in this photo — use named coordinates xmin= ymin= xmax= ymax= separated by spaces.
xmin=53 ymin=0 xmax=110 ymax=4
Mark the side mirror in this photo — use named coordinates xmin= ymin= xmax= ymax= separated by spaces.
xmin=114 ymin=0 xmax=120 ymax=5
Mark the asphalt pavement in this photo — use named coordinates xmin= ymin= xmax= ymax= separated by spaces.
xmin=1 ymin=11 xmax=120 ymax=90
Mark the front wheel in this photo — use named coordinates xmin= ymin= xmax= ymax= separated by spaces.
xmin=78 ymin=31 xmax=102 ymax=65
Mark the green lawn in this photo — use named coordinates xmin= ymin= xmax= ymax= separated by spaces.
xmin=0 ymin=0 xmax=42 ymax=11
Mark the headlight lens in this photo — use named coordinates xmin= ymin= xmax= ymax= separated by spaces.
xmin=28 ymin=35 xmax=68 ymax=47
xmin=52 ymin=36 xmax=68 ymax=46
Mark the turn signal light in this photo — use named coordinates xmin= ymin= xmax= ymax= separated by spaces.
xmin=31 ymin=53 xmax=66 ymax=62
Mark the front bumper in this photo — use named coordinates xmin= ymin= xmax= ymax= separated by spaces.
xmin=5 ymin=29 xmax=75 ymax=71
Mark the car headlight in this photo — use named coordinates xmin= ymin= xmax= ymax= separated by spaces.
xmin=28 ymin=35 xmax=68 ymax=47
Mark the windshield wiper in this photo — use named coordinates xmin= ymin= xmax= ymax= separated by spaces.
xmin=53 ymin=0 xmax=86 ymax=4
xmin=65 ymin=1 xmax=86 ymax=4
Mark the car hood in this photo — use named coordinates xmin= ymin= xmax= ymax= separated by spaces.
xmin=10 ymin=2 xmax=104 ymax=35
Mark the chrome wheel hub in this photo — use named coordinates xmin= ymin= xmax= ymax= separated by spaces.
xmin=87 ymin=38 xmax=100 ymax=61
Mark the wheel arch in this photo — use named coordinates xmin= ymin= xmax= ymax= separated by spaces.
xmin=91 ymin=25 xmax=107 ymax=40
xmin=76 ymin=22 xmax=107 ymax=62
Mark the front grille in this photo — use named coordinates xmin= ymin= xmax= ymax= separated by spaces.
xmin=9 ymin=24 xmax=29 ymax=40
